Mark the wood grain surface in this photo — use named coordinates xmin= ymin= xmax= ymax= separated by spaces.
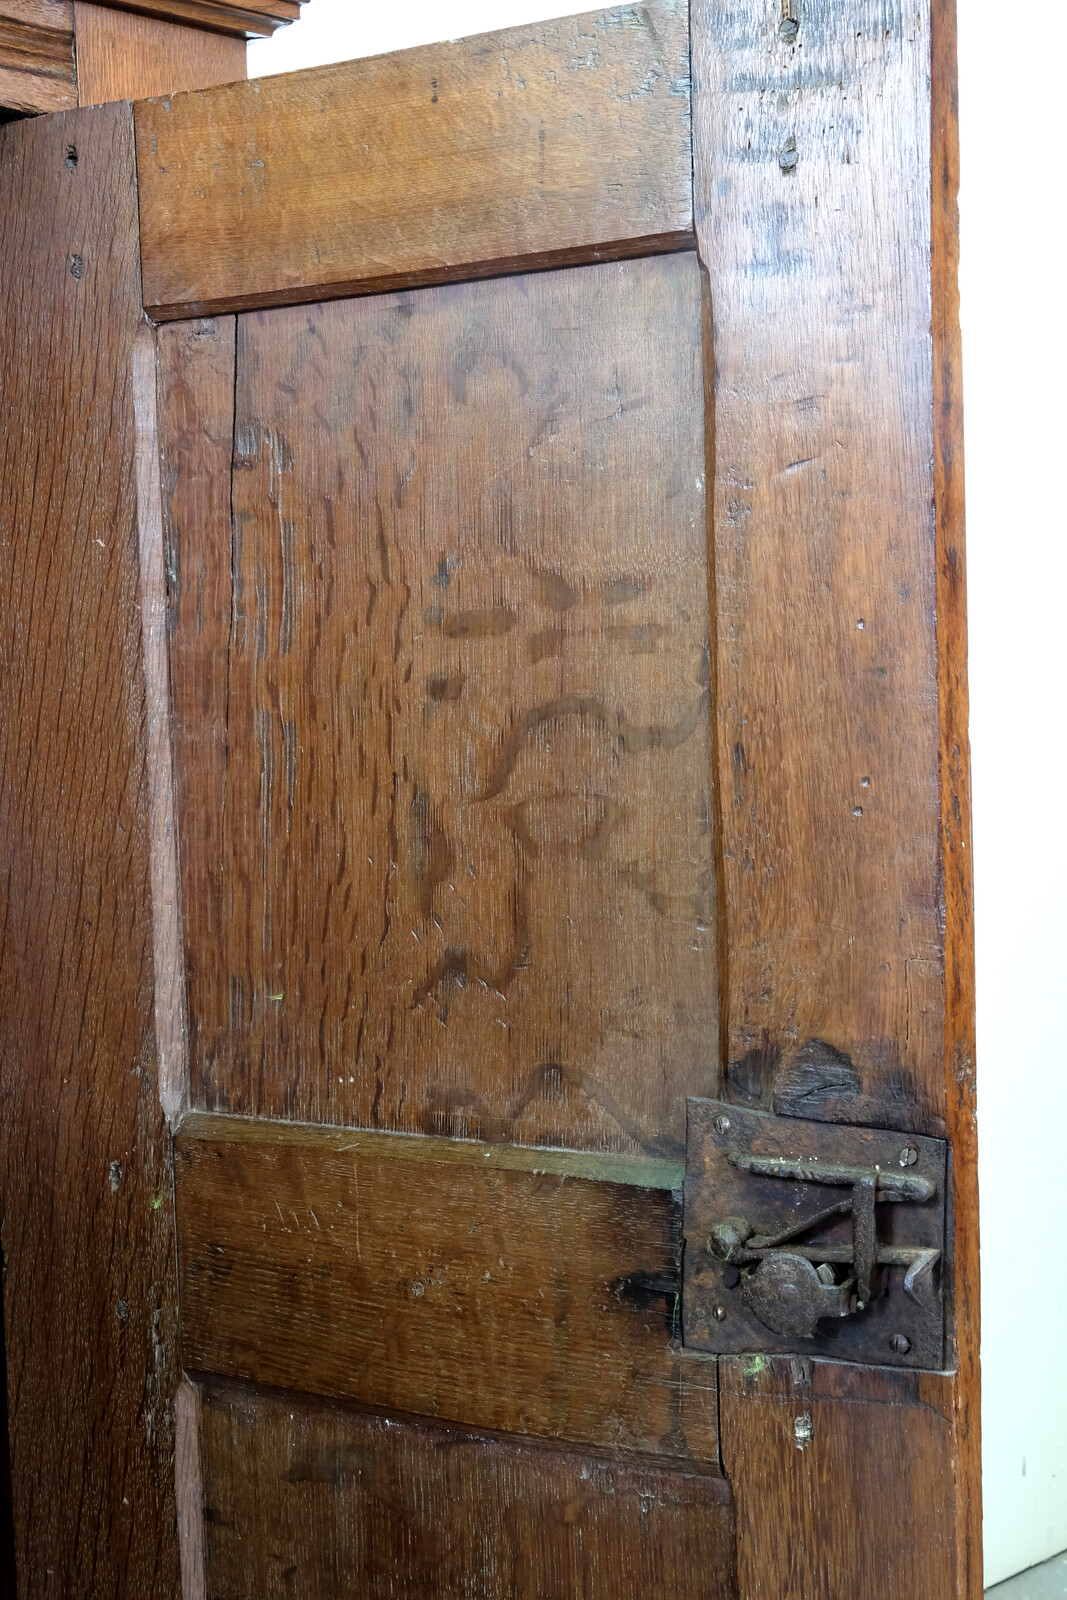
xmin=0 ymin=102 xmax=181 ymax=1596
xmin=720 ymin=1357 xmax=958 ymax=1598
xmin=693 ymin=0 xmax=946 ymax=1138
xmin=691 ymin=0 xmax=978 ymax=1592
xmin=197 ymin=1379 xmax=735 ymax=1600
xmin=175 ymin=1114 xmax=723 ymax=1464
xmin=135 ymin=2 xmax=693 ymax=319
xmin=0 ymin=0 xmax=76 ymax=112
xmin=74 ymin=0 xmax=245 ymax=104
xmin=160 ymin=253 xmax=718 ymax=1157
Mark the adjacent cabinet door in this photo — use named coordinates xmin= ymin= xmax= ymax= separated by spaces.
xmin=0 ymin=3 xmax=978 ymax=1597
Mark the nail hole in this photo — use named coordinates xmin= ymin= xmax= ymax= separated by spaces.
xmin=64 ymin=144 xmax=78 ymax=171
xmin=69 ymin=254 xmax=84 ymax=280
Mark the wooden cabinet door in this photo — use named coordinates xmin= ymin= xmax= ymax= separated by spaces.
xmin=0 ymin=3 xmax=978 ymax=1597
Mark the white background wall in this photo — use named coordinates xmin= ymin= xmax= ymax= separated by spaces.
xmin=251 ymin=4 xmax=1067 ymax=1585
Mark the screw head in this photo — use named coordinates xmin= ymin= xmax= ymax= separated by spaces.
xmin=713 ymin=1305 xmax=727 ymax=1323
xmin=899 ymin=1146 xmax=919 ymax=1167
xmin=714 ymin=1115 xmax=731 ymax=1135
xmin=889 ymin=1333 xmax=911 ymax=1355
xmin=779 ymin=16 xmax=799 ymax=39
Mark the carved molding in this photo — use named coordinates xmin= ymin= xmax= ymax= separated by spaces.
xmin=0 ymin=0 xmax=303 ymax=110
xmin=79 ymin=0 xmax=303 ymax=38
xmin=0 ymin=1 xmax=76 ymax=113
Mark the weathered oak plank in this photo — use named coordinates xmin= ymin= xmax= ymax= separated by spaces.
xmin=135 ymin=2 xmax=693 ymax=318
xmin=175 ymin=1113 xmax=721 ymax=1464
xmin=197 ymin=1379 xmax=735 ymax=1600
xmin=694 ymin=0 xmax=947 ymax=1136
xmin=720 ymin=1357 xmax=958 ymax=1598
xmin=0 ymin=102 xmax=182 ymax=1595
xmin=692 ymin=0 xmax=978 ymax=1591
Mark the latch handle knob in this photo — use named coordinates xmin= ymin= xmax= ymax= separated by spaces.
xmin=740 ymin=1253 xmax=855 ymax=1338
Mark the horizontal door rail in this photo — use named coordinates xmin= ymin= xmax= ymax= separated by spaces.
xmin=174 ymin=1113 xmax=724 ymax=1467
xmin=134 ymin=2 xmax=694 ymax=319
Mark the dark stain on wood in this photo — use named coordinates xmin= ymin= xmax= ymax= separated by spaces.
xmin=772 ymin=1038 xmax=862 ymax=1119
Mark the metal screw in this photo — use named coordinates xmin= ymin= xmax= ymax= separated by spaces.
xmin=889 ymin=1333 xmax=911 ymax=1355
xmin=713 ymin=1305 xmax=727 ymax=1322
xmin=779 ymin=136 xmax=799 ymax=173
xmin=714 ymin=1115 xmax=731 ymax=1135
xmin=899 ymin=1146 xmax=919 ymax=1167
xmin=779 ymin=0 xmax=799 ymax=40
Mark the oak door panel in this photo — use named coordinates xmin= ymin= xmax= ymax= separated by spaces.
xmin=161 ymin=251 xmax=718 ymax=1158
xmin=175 ymin=1114 xmax=721 ymax=1463
xmin=692 ymin=0 xmax=947 ymax=1139
xmin=135 ymin=1 xmax=694 ymax=319
xmin=196 ymin=1380 xmax=735 ymax=1600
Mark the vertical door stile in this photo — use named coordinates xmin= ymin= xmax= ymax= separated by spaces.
xmin=691 ymin=0 xmax=977 ymax=1593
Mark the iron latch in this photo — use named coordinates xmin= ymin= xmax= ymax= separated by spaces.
xmin=683 ymin=1099 xmax=947 ymax=1369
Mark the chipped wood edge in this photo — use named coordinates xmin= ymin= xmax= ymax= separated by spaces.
xmin=133 ymin=325 xmax=187 ymax=1128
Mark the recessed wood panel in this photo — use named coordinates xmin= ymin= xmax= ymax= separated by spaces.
xmin=135 ymin=2 xmax=693 ymax=318
xmin=197 ymin=1380 xmax=735 ymax=1600
xmin=175 ymin=1114 xmax=721 ymax=1464
xmin=689 ymin=0 xmax=979 ymax=1588
xmin=160 ymin=251 xmax=718 ymax=1158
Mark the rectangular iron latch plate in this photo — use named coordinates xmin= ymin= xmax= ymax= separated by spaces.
xmin=683 ymin=1098 xmax=948 ymax=1370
